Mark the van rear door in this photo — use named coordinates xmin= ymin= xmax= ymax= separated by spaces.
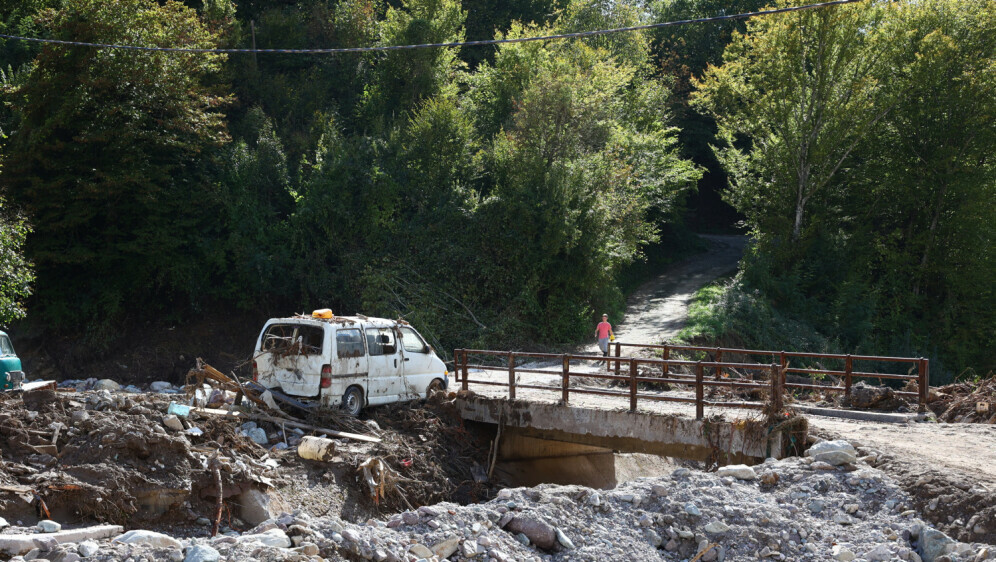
xmin=256 ymin=323 xmax=328 ymax=397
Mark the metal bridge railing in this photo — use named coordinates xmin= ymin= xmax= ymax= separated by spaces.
xmin=450 ymin=344 xmax=928 ymax=419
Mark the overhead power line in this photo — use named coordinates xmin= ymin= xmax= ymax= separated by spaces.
xmin=0 ymin=0 xmax=863 ymax=55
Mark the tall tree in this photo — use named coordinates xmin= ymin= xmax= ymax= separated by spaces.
xmin=1 ymin=0 xmax=229 ymax=340
xmin=693 ymin=0 xmax=889 ymax=242
xmin=849 ymin=0 xmax=996 ymax=370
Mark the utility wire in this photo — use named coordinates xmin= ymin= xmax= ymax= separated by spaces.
xmin=0 ymin=0 xmax=863 ymax=55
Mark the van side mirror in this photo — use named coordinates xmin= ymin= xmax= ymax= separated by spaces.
xmin=378 ymin=334 xmax=391 ymax=344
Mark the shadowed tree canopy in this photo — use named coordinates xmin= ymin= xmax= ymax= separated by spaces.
xmin=1 ymin=0 xmax=230 ymax=340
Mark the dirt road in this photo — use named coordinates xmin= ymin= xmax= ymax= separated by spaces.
xmin=610 ymin=234 xmax=746 ymax=347
xmin=809 ymin=416 xmax=996 ymax=481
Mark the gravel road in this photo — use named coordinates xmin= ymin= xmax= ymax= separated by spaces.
xmin=809 ymin=416 xmax=996 ymax=482
xmin=610 ymin=234 xmax=747 ymax=347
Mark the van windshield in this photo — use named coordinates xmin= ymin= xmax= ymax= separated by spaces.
xmin=0 ymin=335 xmax=13 ymax=356
xmin=262 ymin=324 xmax=324 ymax=355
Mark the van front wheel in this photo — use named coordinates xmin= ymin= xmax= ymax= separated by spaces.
xmin=427 ymin=378 xmax=444 ymax=397
xmin=341 ymin=386 xmax=364 ymax=417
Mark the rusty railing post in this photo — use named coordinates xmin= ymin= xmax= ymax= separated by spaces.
xmin=562 ymin=355 xmax=570 ymax=404
xmin=770 ymin=363 xmax=783 ymax=414
xmin=461 ymin=350 xmax=469 ymax=391
xmin=663 ymin=344 xmax=670 ymax=376
xmin=844 ymin=354 xmax=852 ymax=401
xmin=629 ymin=358 xmax=638 ymax=413
xmin=779 ymin=350 xmax=787 ymax=374
xmin=715 ymin=348 xmax=723 ymax=381
xmin=508 ymin=352 xmax=516 ymax=400
xmin=615 ymin=342 xmax=621 ymax=377
xmin=695 ymin=361 xmax=704 ymax=420
xmin=919 ymin=358 xmax=929 ymax=413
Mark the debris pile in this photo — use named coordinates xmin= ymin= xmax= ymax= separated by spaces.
xmin=0 ymin=385 xmax=278 ymax=530
xmin=928 ymin=377 xmax=996 ymax=423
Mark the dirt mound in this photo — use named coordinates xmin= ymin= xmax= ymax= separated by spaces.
xmin=873 ymin=456 xmax=996 ymax=546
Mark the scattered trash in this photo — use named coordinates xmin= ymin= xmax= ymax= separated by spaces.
xmin=167 ymin=402 xmax=191 ymax=417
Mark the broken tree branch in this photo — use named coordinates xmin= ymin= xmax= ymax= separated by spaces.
xmin=249 ymin=413 xmax=381 ymax=444
xmin=210 ymin=455 xmax=223 ymax=538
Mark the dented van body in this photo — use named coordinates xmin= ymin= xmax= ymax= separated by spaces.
xmin=252 ymin=313 xmax=448 ymax=415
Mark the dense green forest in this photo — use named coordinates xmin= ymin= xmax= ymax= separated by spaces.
xmin=0 ymin=0 xmax=992 ymax=379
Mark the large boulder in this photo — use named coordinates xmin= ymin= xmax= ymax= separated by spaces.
xmin=237 ymin=489 xmax=288 ymax=526
xmin=844 ymin=382 xmax=894 ymax=409
xmin=919 ymin=528 xmax=954 ymax=562
xmin=805 ymin=440 xmax=857 ymax=466
xmin=504 ymin=516 xmax=556 ymax=550
xmin=93 ymin=379 xmax=121 ymax=392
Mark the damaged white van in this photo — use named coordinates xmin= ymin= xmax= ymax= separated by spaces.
xmin=251 ymin=310 xmax=449 ymax=415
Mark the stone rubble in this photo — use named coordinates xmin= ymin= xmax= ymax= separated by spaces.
xmin=3 ymin=443 xmax=989 ymax=562
xmin=5 ymin=380 xmax=992 ymax=562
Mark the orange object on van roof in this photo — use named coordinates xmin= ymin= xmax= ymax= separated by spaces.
xmin=312 ymin=309 xmax=334 ymax=319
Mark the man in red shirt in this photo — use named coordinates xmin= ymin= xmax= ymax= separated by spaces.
xmin=595 ymin=314 xmax=614 ymax=357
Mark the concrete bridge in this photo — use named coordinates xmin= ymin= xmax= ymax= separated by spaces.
xmin=448 ymin=344 xmax=927 ymax=481
xmin=455 ymin=393 xmax=795 ymax=465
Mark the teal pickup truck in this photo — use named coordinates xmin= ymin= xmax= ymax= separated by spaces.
xmin=0 ymin=330 xmax=25 ymax=390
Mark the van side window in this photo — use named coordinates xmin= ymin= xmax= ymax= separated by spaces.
xmin=336 ymin=329 xmax=364 ymax=358
xmin=263 ymin=324 xmax=324 ymax=355
xmin=400 ymin=327 xmax=428 ymax=354
xmin=366 ymin=328 xmax=396 ymax=356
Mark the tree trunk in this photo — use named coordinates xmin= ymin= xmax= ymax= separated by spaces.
xmin=913 ymin=182 xmax=948 ymax=297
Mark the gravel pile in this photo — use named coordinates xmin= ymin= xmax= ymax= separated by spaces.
xmin=7 ymin=440 xmax=992 ymax=562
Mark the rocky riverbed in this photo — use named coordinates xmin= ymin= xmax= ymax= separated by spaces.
xmin=3 ymin=440 xmax=992 ymax=562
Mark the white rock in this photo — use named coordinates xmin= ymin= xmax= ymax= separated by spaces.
xmin=866 ymin=544 xmax=893 ymax=561
xmin=114 ymin=530 xmax=183 ymax=549
xmin=704 ymin=521 xmax=731 ymax=534
xmin=806 ymin=440 xmax=857 ymax=466
xmin=37 ymin=520 xmax=61 ymax=533
xmin=162 ymin=415 xmax=184 ymax=431
xmin=150 ymin=381 xmax=173 ymax=392
xmin=432 ymin=537 xmax=461 ymax=558
xmin=716 ymin=465 xmax=757 ymax=480
xmin=685 ymin=503 xmax=701 ymax=516
xmin=555 ymin=528 xmax=575 ymax=550
xmin=0 ymin=517 xmax=9 ymax=529
xmin=78 ymin=540 xmax=99 ymax=558
xmin=238 ymin=528 xmax=292 ymax=548
xmin=832 ymin=545 xmax=856 ymax=561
